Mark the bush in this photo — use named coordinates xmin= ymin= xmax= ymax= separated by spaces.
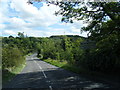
xmin=2 ymin=45 xmax=25 ymax=70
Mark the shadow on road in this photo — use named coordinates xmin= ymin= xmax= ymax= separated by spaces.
xmin=2 ymin=67 xmax=118 ymax=90
xmin=2 ymin=69 xmax=16 ymax=86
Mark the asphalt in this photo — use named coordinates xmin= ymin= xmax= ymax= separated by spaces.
xmin=2 ymin=53 xmax=120 ymax=90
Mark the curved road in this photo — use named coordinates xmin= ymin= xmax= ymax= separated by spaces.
xmin=3 ymin=54 xmax=119 ymax=89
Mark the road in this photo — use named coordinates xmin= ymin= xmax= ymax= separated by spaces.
xmin=3 ymin=53 xmax=119 ymax=89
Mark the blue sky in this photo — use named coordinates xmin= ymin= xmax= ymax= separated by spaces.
xmin=0 ymin=0 xmax=88 ymax=37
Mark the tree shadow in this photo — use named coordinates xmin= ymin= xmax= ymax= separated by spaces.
xmin=2 ymin=69 xmax=16 ymax=86
xmin=2 ymin=66 xmax=119 ymax=90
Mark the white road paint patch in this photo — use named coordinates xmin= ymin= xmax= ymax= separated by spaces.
xmin=34 ymin=60 xmax=47 ymax=78
xmin=49 ymin=86 xmax=52 ymax=90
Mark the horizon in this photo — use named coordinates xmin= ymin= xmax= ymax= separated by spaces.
xmin=1 ymin=34 xmax=86 ymax=38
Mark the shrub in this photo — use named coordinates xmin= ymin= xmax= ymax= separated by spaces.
xmin=2 ymin=45 xmax=25 ymax=70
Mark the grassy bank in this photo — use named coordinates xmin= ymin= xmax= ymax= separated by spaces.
xmin=2 ymin=53 xmax=34 ymax=85
xmin=43 ymin=58 xmax=120 ymax=84
xmin=2 ymin=63 xmax=26 ymax=85
xmin=43 ymin=58 xmax=109 ymax=76
xmin=44 ymin=59 xmax=83 ymax=74
xmin=2 ymin=54 xmax=28 ymax=85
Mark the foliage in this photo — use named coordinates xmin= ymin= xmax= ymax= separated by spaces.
xmin=25 ymin=2 xmax=120 ymax=73
xmin=2 ymin=45 xmax=25 ymax=70
xmin=47 ymin=2 xmax=120 ymax=73
xmin=37 ymin=36 xmax=84 ymax=66
xmin=2 ymin=33 xmax=44 ymax=84
xmin=44 ymin=58 xmax=81 ymax=74
xmin=53 ymin=2 xmax=120 ymax=30
xmin=44 ymin=58 xmax=67 ymax=68
xmin=2 ymin=33 xmax=40 ymax=70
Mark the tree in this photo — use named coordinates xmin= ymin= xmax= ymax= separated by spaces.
xmin=18 ymin=32 xmax=25 ymax=38
xmin=52 ymin=2 xmax=120 ymax=72
xmin=9 ymin=35 xmax=14 ymax=38
xmin=28 ymin=1 xmax=120 ymax=38
xmin=52 ymin=2 xmax=120 ymax=36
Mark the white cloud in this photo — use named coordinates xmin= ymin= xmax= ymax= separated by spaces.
xmin=0 ymin=24 xmax=5 ymax=29
xmin=17 ymin=28 xmax=53 ymax=37
xmin=0 ymin=0 xmax=10 ymax=23
xmin=1 ymin=0 xmax=88 ymax=37
xmin=10 ymin=0 xmax=61 ymax=27
xmin=9 ymin=17 xmax=26 ymax=28
xmin=70 ymin=26 xmax=80 ymax=33
xmin=10 ymin=0 xmax=39 ymax=18
xmin=3 ymin=30 xmax=16 ymax=35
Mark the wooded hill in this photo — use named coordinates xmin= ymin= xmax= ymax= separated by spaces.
xmin=2 ymin=33 xmax=120 ymax=75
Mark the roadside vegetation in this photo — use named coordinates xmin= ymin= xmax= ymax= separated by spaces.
xmin=44 ymin=58 xmax=80 ymax=73
xmin=2 ymin=32 xmax=40 ymax=84
xmin=38 ymin=35 xmax=120 ymax=75
xmin=37 ymin=2 xmax=120 ymax=78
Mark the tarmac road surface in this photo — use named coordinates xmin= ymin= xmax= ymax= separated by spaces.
xmin=3 ymin=53 xmax=120 ymax=89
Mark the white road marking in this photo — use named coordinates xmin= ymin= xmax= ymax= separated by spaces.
xmin=49 ymin=86 xmax=52 ymax=90
xmin=34 ymin=60 xmax=53 ymax=90
xmin=34 ymin=60 xmax=47 ymax=78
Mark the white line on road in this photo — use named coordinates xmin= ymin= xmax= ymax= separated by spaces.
xmin=49 ymin=86 xmax=52 ymax=90
xmin=34 ymin=60 xmax=47 ymax=78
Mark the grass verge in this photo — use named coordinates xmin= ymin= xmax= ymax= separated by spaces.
xmin=43 ymin=58 xmax=110 ymax=76
xmin=2 ymin=53 xmax=30 ymax=85
xmin=2 ymin=64 xmax=26 ymax=85
xmin=26 ymin=53 xmax=32 ymax=57
xmin=43 ymin=58 xmax=120 ymax=85
xmin=44 ymin=59 xmax=81 ymax=74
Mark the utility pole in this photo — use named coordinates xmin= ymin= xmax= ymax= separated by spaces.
xmin=64 ymin=31 xmax=65 ymax=36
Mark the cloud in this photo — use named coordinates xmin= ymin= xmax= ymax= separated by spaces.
xmin=10 ymin=0 xmax=61 ymax=27
xmin=0 ymin=24 xmax=5 ymax=29
xmin=10 ymin=0 xmax=39 ymax=18
xmin=0 ymin=0 xmax=10 ymax=23
xmin=1 ymin=0 xmax=88 ymax=37
xmin=3 ymin=30 xmax=17 ymax=36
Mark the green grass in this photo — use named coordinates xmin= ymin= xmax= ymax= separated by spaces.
xmin=44 ymin=59 xmax=67 ymax=67
xmin=43 ymin=58 xmax=120 ymax=84
xmin=2 ymin=53 xmax=31 ymax=85
xmin=43 ymin=58 xmax=106 ymax=76
xmin=2 ymin=63 xmax=26 ymax=85
xmin=26 ymin=53 xmax=32 ymax=56
xmin=44 ymin=59 xmax=81 ymax=74
xmin=2 ymin=53 xmax=33 ymax=85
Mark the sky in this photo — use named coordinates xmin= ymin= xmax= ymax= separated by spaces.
xmin=0 ymin=0 xmax=88 ymax=37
